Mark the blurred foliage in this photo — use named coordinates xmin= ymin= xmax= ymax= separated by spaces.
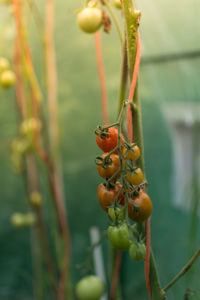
xmin=0 ymin=0 xmax=199 ymax=299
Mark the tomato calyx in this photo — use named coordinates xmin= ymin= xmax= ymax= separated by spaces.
xmin=95 ymin=154 xmax=112 ymax=168
xmin=95 ymin=125 xmax=110 ymax=139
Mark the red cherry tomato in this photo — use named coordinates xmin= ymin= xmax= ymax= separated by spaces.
xmin=97 ymin=181 xmax=124 ymax=211
xmin=96 ymin=127 xmax=118 ymax=153
xmin=128 ymin=190 xmax=152 ymax=223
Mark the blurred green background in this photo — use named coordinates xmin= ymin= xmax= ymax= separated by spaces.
xmin=0 ymin=0 xmax=200 ymax=299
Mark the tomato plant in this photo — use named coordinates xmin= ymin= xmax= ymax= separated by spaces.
xmin=128 ymin=189 xmax=152 ymax=222
xmin=129 ymin=242 xmax=146 ymax=261
xmin=75 ymin=275 xmax=105 ymax=300
xmin=96 ymin=153 xmax=120 ymax=178
xmin=77 ymin=7 xmax=103 ymax=34
xmin=125 ymin=167 xmax=143 ymax=185
xmin=97 ymin=181 xmax=124 ymax=211
xmin=107 ymin=223 xmax=130 ymax=250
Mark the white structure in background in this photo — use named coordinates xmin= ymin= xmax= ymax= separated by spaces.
xmin=90 ymin=227 xmax=107 ymax=300
xmin=161 ymin=102 xmax=200 ymax=210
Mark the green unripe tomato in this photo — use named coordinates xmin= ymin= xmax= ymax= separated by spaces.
xmin=20 ymin=118 xmax=42 ymax=136
xmin=0 ymin=57 xmax=10 ymax=73
xmin=107 ymin=223 xmax=130 ymax=250
xmin=129 ymin=242 xmax=146 ymax=261
xmin=77 ymin=7 xmax=103 ymax=34
xmin=108 ymin=207 xmax=125 ymax=222
xmin=112 ymin=0 xmax=122 ymax=9
xmin=12 ymin=138 xmax=31 ymax=154
xmin=75 ymin=275 xmax=105 ymax=300
xmin=29 ymin=191 xmax=43 ymax=207
xmin=10 ymin=213 xmax=25 ymax=228
xmin=0 ymin=70 xmax=15 ymax=88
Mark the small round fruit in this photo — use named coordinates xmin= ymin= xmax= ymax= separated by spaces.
xmin=29 ymin=191 xmax=43 ymax=207
xmin=0 ymin=57 xmax=10 ymax=72
xmin=10 ymin=213 xmax=25 ymax=228
xmin=77 ymin=7 xmax=103 ymax=34
xmin=0 ymin=70 xmax=15 ymax=88
xmin=123 ymin=144 xmax=140 ymax=161
xmin=108 ymin=207 xmax=125 ymax=221
xmin=20 ymin=118 xmax=42 ymax=136
xmin=129 ymin=242 xmax=146 ymax=261
xmin=128 ymin=190 xmax=152 ymax=222
xmin=75 ymin=275 xmax=105 ymax=300
xmin=97 ymin=182 xmax=124 ymax=211
xmin=112 ymin=0 xmax=122 ymax=9
xmin=125 ymin=167 xmax=143 ymax=185
xmin=107 ymin=223 xmax=130 ymax=250
xmin=96 ymin=153 xmax=120 ymax=179
xmin=96 ymin=127 xmax=118 ymax=153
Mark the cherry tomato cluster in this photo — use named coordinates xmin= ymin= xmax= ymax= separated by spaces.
xmin=95 ymin=124 xmax=152 ymax=259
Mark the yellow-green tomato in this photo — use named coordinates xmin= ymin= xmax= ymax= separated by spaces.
xmin=10 ymin=213 xmax=25 ymax=228
xmin=108 ymin=207 xmax=125 ymax=222
xmin=112 ymin=0 xmax=122 ymax=9
xmin=0 ymin=57 xmax=10 ymax=73
xmin=75 ymin=275 xmax=105 ymax=300
xmin=0 ymin=70 xmax=15 ymax=88
xmin=29 ymin=191 xmax=43 ymax=207
xmin=129 ymin=242 xmax=146 ymax=261
xmin=77 ymin=7 xmax=103 ymax=34
xmin=107 ymin=223 xmax=130 ymax=250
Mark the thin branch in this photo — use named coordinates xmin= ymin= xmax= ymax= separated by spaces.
xmin=103 ymin=0 xmax=123 ymax=45
xmin=163 ymin=248 xmax=200 ymax=292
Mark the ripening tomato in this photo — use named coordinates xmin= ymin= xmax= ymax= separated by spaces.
xmin=108 ymin=207 xmax=125 ymax=221
xmin=96 ymin=127 xmax=118 ymax=153
xmin=122 ymin=144 xmax=140 ymax=161
xmin=77 ymin=7 xmax=103 ymax=34
xmin=129 ymin=242 xmax=146 ymax=261
xmin=128 ymin=190 xmax=152 ymax=222
xmin=75 ymin=275 xmax=105 ymax=300
xmin=96 ymin=153 xmax=120 ymax=179
xmin=97 ymin=181 xmax=124 ymax=211
xmin=125 ymin=167 xmax=143 ymax=185
xmin=107 ymin=223 xmax=131 ymax=250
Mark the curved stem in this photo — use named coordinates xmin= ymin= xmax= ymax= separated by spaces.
xmin=163 ymin=248 xmax=200 ymax=292
xmin=103 ymin=0 xmax=123 ymax=45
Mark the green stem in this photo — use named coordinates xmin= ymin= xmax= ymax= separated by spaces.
xmin=123 ymin=1 xmax=163 ymax=299
xmin=103 ymin=0 xmax=123 ymax=45
xmin=150 ymin=252 xmax=165 ymax=300
xmin=117 ymin=39 xmax=128 ymax=115
xmin=163 ymin=248 xmax=200 ymax=293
